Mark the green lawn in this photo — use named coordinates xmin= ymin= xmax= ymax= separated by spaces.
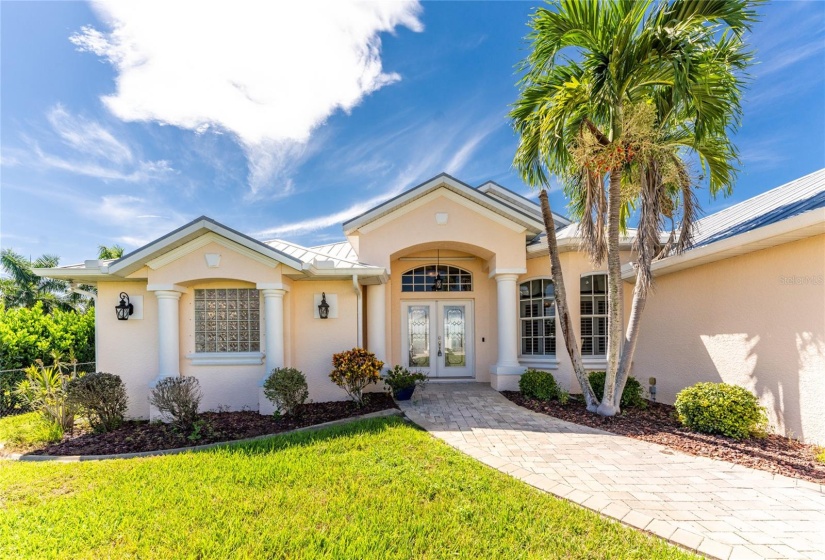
xmin=0 ymin=416 xmax=696 ymax=559
xmin=0 ymin=412 xmax=62 ymax=451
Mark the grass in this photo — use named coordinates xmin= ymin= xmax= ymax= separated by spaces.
xmin=0 ymin=416 xmax=697 ymax=559
xmin=0 ymin=412 xmax=62 ymax=451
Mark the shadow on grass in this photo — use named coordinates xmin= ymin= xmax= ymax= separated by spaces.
xmin=206 ymin=415 xmax=418 ymax=457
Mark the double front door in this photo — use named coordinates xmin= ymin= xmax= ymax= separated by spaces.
xmin=401 ymin=300 xmax=474 ymax=378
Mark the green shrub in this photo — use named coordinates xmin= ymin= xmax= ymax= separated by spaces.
xmin=0 ymin=303 xmax=94 ymax=415
xmin=15 ymin=360 xmax=83 ymax=431
xmin=675 ymin=382 xmax=768 ymax=439
xmin=67 ymin=372 xmax=128 ymax=432
xmin=149 ymin=377 xmax=202 ymax=431
xmin=329 ymin=348 xmax=383 ymax=406
xmin=519 ymin=369 xmax=559 ymax=401
xmin=263 ymin=367 xmax=309 ymax=416
xmin=588 ymin=371 xmax=647 ymax=409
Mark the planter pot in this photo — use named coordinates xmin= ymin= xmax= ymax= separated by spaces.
xmin=393 ymin=386 xmax=415 ymax=401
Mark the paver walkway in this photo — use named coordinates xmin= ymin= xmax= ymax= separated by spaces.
xmin=398 ymin=383 xmax=825 ymax=560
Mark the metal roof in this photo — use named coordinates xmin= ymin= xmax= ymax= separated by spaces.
xmin=266 ymin=239 xmax=380 ymax=271
xmin=691 ymin=168 xmax=825 ymax=249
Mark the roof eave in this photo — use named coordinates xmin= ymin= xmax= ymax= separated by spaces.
xmin=622 ymin=208 xmax=825 ymax=282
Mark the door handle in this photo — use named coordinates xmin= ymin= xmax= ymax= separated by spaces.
xmin=437 ymin=336 xmax=442 ymax=357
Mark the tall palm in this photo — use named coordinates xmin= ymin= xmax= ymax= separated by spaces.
xmin=97 ymin=244 xmax=124 ymax=260
xmin=0 ymin=249 xmax=76 ymax=313
xmin=512 ymin=0 xmax=758 ymax=415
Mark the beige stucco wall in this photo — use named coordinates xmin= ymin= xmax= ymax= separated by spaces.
xmin=631 ymin=235 xmax=825 ymax=444
xmin=353 ymin=192 xmax=528 ymax=272
xmin=97 ymin=281 xmax=158 ymax=418
xmin=288 ymin=279 xmax=362 ymax=403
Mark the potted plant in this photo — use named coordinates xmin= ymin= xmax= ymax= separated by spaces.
xmin=383 ymin=365 xmax=427 ymax=401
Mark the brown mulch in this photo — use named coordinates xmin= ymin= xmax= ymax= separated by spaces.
xmin=502 ymin=391 xmax=825 ymax=484
xmin=26 ymin=393 xmax=398 ymax=456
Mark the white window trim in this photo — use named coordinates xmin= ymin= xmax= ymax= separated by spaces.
xmin=518 ymin=277 xmax=557 ymax=359
xmin=186 ymin=352 xmax=264 ymax=366
xmin=518 ymin=356 xmax=560 ymax=369
xmin=579 ymin=272 xmax=608 ymax=358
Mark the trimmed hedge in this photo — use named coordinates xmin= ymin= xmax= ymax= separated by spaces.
xmin=67 ymin=372 xmax=128 ymax=432
xmin=675 ymin=382 xmax=767 ymax=440
xmin=519 ymin=369 xmax=559 ymax=401
xmin=263 ymin=367 xmax=309 ymax=415
xmin=588 ymin=371 xmax=647 ymax=409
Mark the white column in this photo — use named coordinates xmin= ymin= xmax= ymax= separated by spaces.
xmin=261 ymin=288 xmax=286 ymax=375
xmin=491 ymin=273 xmax=523 ymax=375
xmin=366 ymin=283 xmax=387 ymax=363
xmin=155 ymin=290 xmax=183 ymax=378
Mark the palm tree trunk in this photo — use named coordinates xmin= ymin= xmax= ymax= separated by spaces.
xmin=615 ymin=265 xmax=647 ymax=403
xmin=597 ymin=167 xmax=625 ymax=417
xmin=539 ymin=190 xmax=599 ymax=411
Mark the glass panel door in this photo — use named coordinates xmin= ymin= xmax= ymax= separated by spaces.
xmin=402 ymin=301 xmax=473 ymax=378
xmin=407 ymin=305 xmax=431 ymax=368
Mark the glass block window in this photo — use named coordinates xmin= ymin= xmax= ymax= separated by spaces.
xmin=194 ymin=289 xmax=260 ymax=353
xmin=580 ymin=274 xmax=607 ymax=356
xmin=401 ymin=265 xmax=472 ymax=292
xmin=519 ymin=279 xmax=555 ymax=356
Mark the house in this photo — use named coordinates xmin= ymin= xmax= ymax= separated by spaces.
xmin=35 ymin=170 xmax=825 ymax=444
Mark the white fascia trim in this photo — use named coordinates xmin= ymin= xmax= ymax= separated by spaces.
xmin=479 ymin=183 xmax=573 ymax=227
xmin=622 ymin=209 xmax=825 ymax=281
xmin=32 ymin=267 xmax=111 ymax=281
xmin=109 ymin=219 xmax=305 ymax=275
xmin=186 ymin=352 xmax=264 ymax=366
xmin=146 ymin=232 xmax=281 ymax=270
xmin=357 ymin=188 xmax=529 ymax=235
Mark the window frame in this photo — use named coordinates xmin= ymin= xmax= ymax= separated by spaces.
xmin=518 ymin=277 xmax=557 ymax=361
xmin=579 ymin=272 xmax=608 ymax=358
xmin=400 ymin=265 xmax=473 ymax=293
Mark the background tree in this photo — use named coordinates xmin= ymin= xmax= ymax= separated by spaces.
xmin=0 ymin=249 xmax=76 ymax=313
xmin=512 ymin=0 xmax=758 ymax=415
xmin=97 ymin=244 xmax=124 ymax=260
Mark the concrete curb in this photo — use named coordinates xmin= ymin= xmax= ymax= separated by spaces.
xmin=1 ymin=408 xmax=403 ymax=462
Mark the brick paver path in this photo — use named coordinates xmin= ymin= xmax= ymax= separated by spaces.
xmin=399 ymin=384 xmax=825 ymax=560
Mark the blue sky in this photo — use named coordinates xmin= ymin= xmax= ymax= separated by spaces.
xmin=1 ymin=1 xmax=823 ymax=265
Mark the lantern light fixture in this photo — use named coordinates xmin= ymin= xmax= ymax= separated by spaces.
xmin=318 ymin=292 xmax=330 ymax=319
xmin=431 ymin=249 xmax=443 ymax=291
xmin=115 ymin=292 xmax=134 ymax=320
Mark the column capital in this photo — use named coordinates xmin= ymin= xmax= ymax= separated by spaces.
xmin=147 ymin=283 xmax=187 ymax=293
xmin=259 ymin=288 xmax=287 ymax=298
xmin=153 ymin=290 xmax=183 ymax=300
xmin=491 ymin=271 xmax=524 ymax=282
xmin=256 ymin=282 xmax=289 ymax=292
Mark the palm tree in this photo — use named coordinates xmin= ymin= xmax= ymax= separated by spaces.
xmin=0 ymin=249 xmax=76 ymax=313
xmin=97 ymin=244 xmax=125 ymax=260
xmin=512 ymin=0 xmax=758 ymax=415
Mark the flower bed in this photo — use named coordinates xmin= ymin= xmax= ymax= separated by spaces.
xmin=16 ymin=393 xmax=397 ymax=456
xmin=502 ymin=391 xmax=825 ymax=484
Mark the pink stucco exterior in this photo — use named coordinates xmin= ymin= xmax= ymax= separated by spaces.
xmin=49 ymin=174 xmax=823 ymax=444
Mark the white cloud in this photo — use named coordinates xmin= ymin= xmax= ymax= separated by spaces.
xmin=256 ymin=116 xmax=502 ymax=237
xmin=92 ymin=194 xmax=188 ymax=248
xmin=47 ymin=104 xmax=133 ymax=164
xmin=32 ymin=144 xmax=173 ymax=182
xmin=71 ymin=1 xmax=423 ymax=197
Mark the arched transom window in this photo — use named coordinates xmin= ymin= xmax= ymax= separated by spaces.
xmin=401 ymin=265 xmax=473 ymax=292
xmin=519 ymin=279 xmax=555 ymax=356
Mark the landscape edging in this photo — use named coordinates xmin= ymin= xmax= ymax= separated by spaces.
xmin=1 ymin=408 xmax=403 ymax=462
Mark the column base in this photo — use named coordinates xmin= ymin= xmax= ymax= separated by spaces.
xmin=489 ymin=364 xmax=526 ymax=392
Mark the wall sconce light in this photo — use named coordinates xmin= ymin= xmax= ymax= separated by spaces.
xmin=318 ymin=292 xmax=330 ymax=319
xmin=115 ymin=292 xmax=134 ymax=320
